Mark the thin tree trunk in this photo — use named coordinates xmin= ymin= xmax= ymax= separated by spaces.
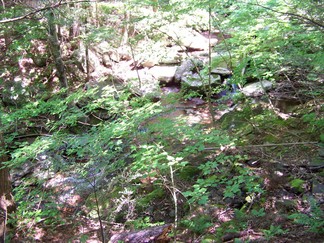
xmin=207 ymin=3 xmax=216 ymax=126
xmin=84 ymin=19 xmax=90 ymax=82
xmin=85 ymin=43 xmax=90 ymax=82
xmin=121 ymin=10 xmax=130 ymax=45
xmin=152 ymin=0 xmax=158 ymax=12
xmin=0 ymin=0 xmax=5 ymax=11
xmin=95 ymin=0 xmax=99 ymax=27
xmin=0 ymin=111 xmax=15 ymax=243
xmin=47 ymin=10 xmax=68 ymax=89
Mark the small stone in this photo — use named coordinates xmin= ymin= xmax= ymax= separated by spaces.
xmin=312 ymin=181 xmax=324 ymax=194
xmin=318 ymin=148 xmax=324 ymax=157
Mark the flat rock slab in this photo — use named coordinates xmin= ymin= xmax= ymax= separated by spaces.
xmin=211 ymin=67 xmax=232 ymax=76
xmin=149 ymin=66 xmax=178 ymax=84
xmin=182 ymin=73 xmax=221 ymax=88
xmin=242 ymin=80 xmax=273 ymax=97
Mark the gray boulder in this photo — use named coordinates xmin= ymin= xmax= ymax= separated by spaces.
xmin=115 ymin=68 xmax=162 ymax=99
xmin=242 ymin=80 xmax=273 ymax=97
xmin=175 ymin=59 xmax=204 ymax=83
xmin=158 ymin=46 xmax=183 ymax=65
xmin=149 ymin=66 xmax=178 ymax=84
xmin=182 ymin=73 xmax=221 ymax=90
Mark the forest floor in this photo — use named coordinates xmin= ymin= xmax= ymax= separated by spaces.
xmin=13 ymin=93 xmax=322 ymax=242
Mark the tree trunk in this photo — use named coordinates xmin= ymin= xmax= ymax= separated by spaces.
xmin=0 ymin=0 xmax=5 ymax=12
xmin=84 ymin=20 xmax=90 ymax=82
xmin=121 ymin=10 xmax=130 ymax=45
xmin=0 ymin=112 xmax=15 ymax=243
xmin=152 ymin=0 xmax=158 ymax=12
xmin=47 ymin=10 xmax=68 ymax=89
xmin=69 ymin=21 xmax=80 ymax=39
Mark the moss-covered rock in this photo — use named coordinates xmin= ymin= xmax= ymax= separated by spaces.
xmin=179 ymin=165 xmax=201 ymax=181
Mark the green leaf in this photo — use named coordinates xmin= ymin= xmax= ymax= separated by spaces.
xmin=320 ymin=134 xmax=324 ymax=142
xmin=198 ymin=195 xmax=209 ymax=205
xmin=290 ymin=178 xmax=304 ymax=189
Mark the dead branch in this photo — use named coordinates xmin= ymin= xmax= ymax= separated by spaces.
xmin=109 ymin=224 xmax=172 ymax=243
xmin=251 ymin=3 xmax=324 ymax=30
xmin=222 ymin=230 xmax=249 ymax=242
xmin=204 ymin=141 xmax=319 ymax=150
xmin=0 ymin=0 xmax=91 ymax=24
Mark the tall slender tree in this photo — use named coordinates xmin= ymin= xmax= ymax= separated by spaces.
xmin=0 ymin=107 xmax=15 ymax=243
xmin=47 ymin=8 xmax=68 ymax=89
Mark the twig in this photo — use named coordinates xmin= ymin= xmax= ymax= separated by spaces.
xmin=250 ymin=2 xmax=324 ymax=30
xmin=14 ymin=133 xmax=52 ymax=139
xmin=239 ymin=141 xmax=318 ymax=147
xmin=77 ymin=120 xmax=99 ymax=126
xmin=207 ymin=3 xmax=216 ymax=126
xmin=210 ymin=14 xmax=233 ymax=70
xmin=251 ymin=57 xmax=276 ymax=111
xmin=283 ymin=73 xmax=303 ymax=104
xmin=129 ymin=42 xmax=142 ymax=89
xmin=204 ymin=141 xmax=318 ymax=150
xmin=90 ymin=112 xmax=104 ymax=121
xmin=169 ymin=165 xmax=178 ymax=243
xmin=88 ymin=176 xmax=106 ymax=243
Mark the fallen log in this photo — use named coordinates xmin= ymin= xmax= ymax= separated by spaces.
xmin=109 ymin=224 xmax=172 ymax=243
xmin=222 ymin=230 xmax=249 ymax=242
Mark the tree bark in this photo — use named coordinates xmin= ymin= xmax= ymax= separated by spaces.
xmin=84 ymin=20 xmax=90 ymax=82
xmin=47 ymin=10 xmax=68 ymax=89
xmin=0 ymin=111 xmax=15 ymax=243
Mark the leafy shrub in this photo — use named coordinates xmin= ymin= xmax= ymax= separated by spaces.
xmin=262 ymin=225 xmax=288 ymax=241
xmin=184 ymin=154 xmax=263 ymax=205
xmin=288 ymin=198 xmax=324 ymax=234
xmin=181 ymin=215 xmax=213 ymax=235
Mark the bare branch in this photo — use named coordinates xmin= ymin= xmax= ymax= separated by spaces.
xmin=0 ymin=0 xmax=91 ymax=24
xmin=204 ymin=141 xmax=319 ymax=151
xmin=251 ymin=3 xmax=324 ymax=30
